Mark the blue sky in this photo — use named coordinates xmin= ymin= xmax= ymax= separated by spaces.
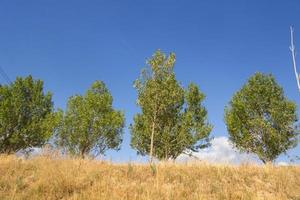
xmin=0 ymin=0 xmax=299 ymax=163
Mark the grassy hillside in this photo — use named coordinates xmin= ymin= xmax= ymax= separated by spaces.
xmin=0 ymin=155 xmax=299 ymax=200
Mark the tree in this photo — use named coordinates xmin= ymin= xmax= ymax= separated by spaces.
xmin=130 ymin=50 xmax=212 ymax=161
xmin=225 ymin=73 xmax=299 ymax=163
xmin=0 ymin=75 xmax=58 ymax=154
xmin=56 ymin=81 xmax=125 ymax=158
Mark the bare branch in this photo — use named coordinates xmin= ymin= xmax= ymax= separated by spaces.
xmin=290 ymin=26 xmax=300 ymax=91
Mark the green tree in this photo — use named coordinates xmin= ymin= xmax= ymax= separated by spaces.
xmin=130 ymin=50 xmax=212 ymax=161
xmin=0 ymin=75 xmax=58 ymax=154
xmin=56 ymin=81 xmax=125 ymax=158
xmin=225 ymin=73 xmax=299 ymax=163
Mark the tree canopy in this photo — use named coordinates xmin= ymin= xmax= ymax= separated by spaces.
xmin=225 ymin=73 xmax=299 ymax=163
xmin=130 ymin=50 xmax=212 ymax=161
xmin=0 ymin=75 xmax=58 ymax=154
xmin=56 ymin=81 xmax=125 ymax=158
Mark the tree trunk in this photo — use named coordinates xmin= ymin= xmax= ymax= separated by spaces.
xmin=81 ymin=152 xmax=85 ymax=159
xmin=149 ymin=92 xmax=158 ymax=163
xmin=149 ymin=120 xmax=155 ymax=163
xmin=81 ymin=146 xmax=87 ymax=159
xmin=261 ymin=158 xmax=273 ymax=165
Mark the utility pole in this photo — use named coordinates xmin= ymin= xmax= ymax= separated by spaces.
xmin=290 ymin=26 xmax=300 ymax=91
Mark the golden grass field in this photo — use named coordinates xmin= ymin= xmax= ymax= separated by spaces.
xmin=0 ymin=155 xmax=299 ymax=200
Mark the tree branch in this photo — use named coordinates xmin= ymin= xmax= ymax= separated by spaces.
xmin=290 ymin=26 xmax=300 ymax=91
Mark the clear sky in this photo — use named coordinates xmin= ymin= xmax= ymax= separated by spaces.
xmin=0 ymin=0 xmax=299 ymax=163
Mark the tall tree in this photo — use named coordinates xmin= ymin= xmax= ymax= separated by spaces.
xmin=56 ymin=81 xmax=125 ymax=158
xmin=0 ymin=75 xmax=58 ymax=154
xmin=130 ymin=50 xmax=212 ymax=161
xmin=225 ymin=73 xmax=299 ymax=163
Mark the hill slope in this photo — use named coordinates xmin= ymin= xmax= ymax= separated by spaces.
xmin=0 ymin=155 xmax=299 ymax=200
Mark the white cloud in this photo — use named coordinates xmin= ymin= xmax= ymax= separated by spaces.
xmin=277 ymin=162 xmax=288 ymax=166
xmin=177 ymin=136 xmax=258 ymax=164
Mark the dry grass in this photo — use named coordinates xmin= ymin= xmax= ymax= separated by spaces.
xmin=0 ymin=155 xmax=299 ymax=200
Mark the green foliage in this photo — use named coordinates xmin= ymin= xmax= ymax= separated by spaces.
xmin=0 ymin=75 xmax=57 ymax=153
xmin=56 ymin=81 xmax=125 ymax=158
xmin=130 ymin=50 xmax=212 ymax=160
xmin=225 ymin=73 xmax=299 ymax=163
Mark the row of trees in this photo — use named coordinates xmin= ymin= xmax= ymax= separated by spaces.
xmin=0 ymin=50 xmax=299 ymax=163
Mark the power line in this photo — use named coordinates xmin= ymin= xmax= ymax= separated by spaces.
xmin=0 ymin=65 xmax=11 ymax=84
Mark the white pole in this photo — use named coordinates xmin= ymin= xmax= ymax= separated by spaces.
xmin=290 ymin=26 xmax=300 ymax=91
